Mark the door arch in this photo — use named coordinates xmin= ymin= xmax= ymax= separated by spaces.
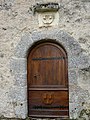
xmin=27 ymin=41 xmax=69 ymax=118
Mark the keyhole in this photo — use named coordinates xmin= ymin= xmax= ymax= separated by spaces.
xmin=34 ymin=75 xmax=37 ymax=79
xmin=34 ymin=74 xmax=40 ymax=80
xmin=34 ymin=75 xmax=37 ymax=77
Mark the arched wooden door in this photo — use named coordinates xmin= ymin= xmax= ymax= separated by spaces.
xmin=27 ymin=41 xmax=69 ymax=118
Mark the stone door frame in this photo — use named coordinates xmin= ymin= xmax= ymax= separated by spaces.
xmin=10 ymin=29 xmax=89 ymax=119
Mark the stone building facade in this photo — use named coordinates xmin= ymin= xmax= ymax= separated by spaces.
xmin=0 ymin=0 xmax=90 ymax=119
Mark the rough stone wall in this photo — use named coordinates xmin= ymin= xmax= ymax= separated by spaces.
xmin=0 ymin=0 xmax=90 ymax=119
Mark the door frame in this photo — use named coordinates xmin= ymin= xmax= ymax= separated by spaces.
xmin=27 ymin=40 xmax=69 ymax=118
xmin=11 ymin=29 xmax=85 ymax=119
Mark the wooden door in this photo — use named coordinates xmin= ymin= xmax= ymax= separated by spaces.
xmin=27 ymin=42 xmax=69 ymax=118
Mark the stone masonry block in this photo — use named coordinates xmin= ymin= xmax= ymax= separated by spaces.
xmin=69 ymin=103 xmax=81 ymax=119
xmin=77 ymin=66 xmax=90 ymax=92
xmin=15 ymin=33 xmax=33 ymax=58
xmin=9 ymin=86 xmax=27 ymax=102
xmin=10 ymin=58 xmax=27 ymax=74
xmin=14 ymin=101 xmax=27 ymax=119
xmin=14 ymin=73 xmax=27 ymax=87
xmin=68 ymin=69 xmax=78 ymax=85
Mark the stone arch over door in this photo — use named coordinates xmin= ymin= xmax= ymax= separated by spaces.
xmin=10 ymin=29 xmax=89 ymax=119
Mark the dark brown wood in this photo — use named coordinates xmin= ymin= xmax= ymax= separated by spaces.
xmin=27 ymin=41 xmax=69 ymax=118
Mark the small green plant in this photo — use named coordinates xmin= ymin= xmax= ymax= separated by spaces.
xmin=77 ymin=102 xmax=90 ymax=120
xmin=78 ymin=109 xmax=90 ymax=119
xmin=25 ymin=116 xmax=30 ymax=120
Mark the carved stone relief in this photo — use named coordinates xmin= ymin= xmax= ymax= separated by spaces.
xmin=38 ymin=12 xmax=59 ymax=27
xmin=30 ymin=3 xmax=60 ymax=27
xmin=42 ymin=14 xmax=54 ymax=24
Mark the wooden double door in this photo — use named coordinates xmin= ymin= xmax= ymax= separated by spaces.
xmin=27 ymin=41 xmax=69 ymax=118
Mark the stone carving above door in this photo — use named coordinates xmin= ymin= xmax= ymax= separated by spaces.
xmin=38 ymin=12 xmax=59 ymax=27
xmin=42 ymin=14 xmax=54 ymax=24
xmin=30 ymin=3 xmax=60 ymax=27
